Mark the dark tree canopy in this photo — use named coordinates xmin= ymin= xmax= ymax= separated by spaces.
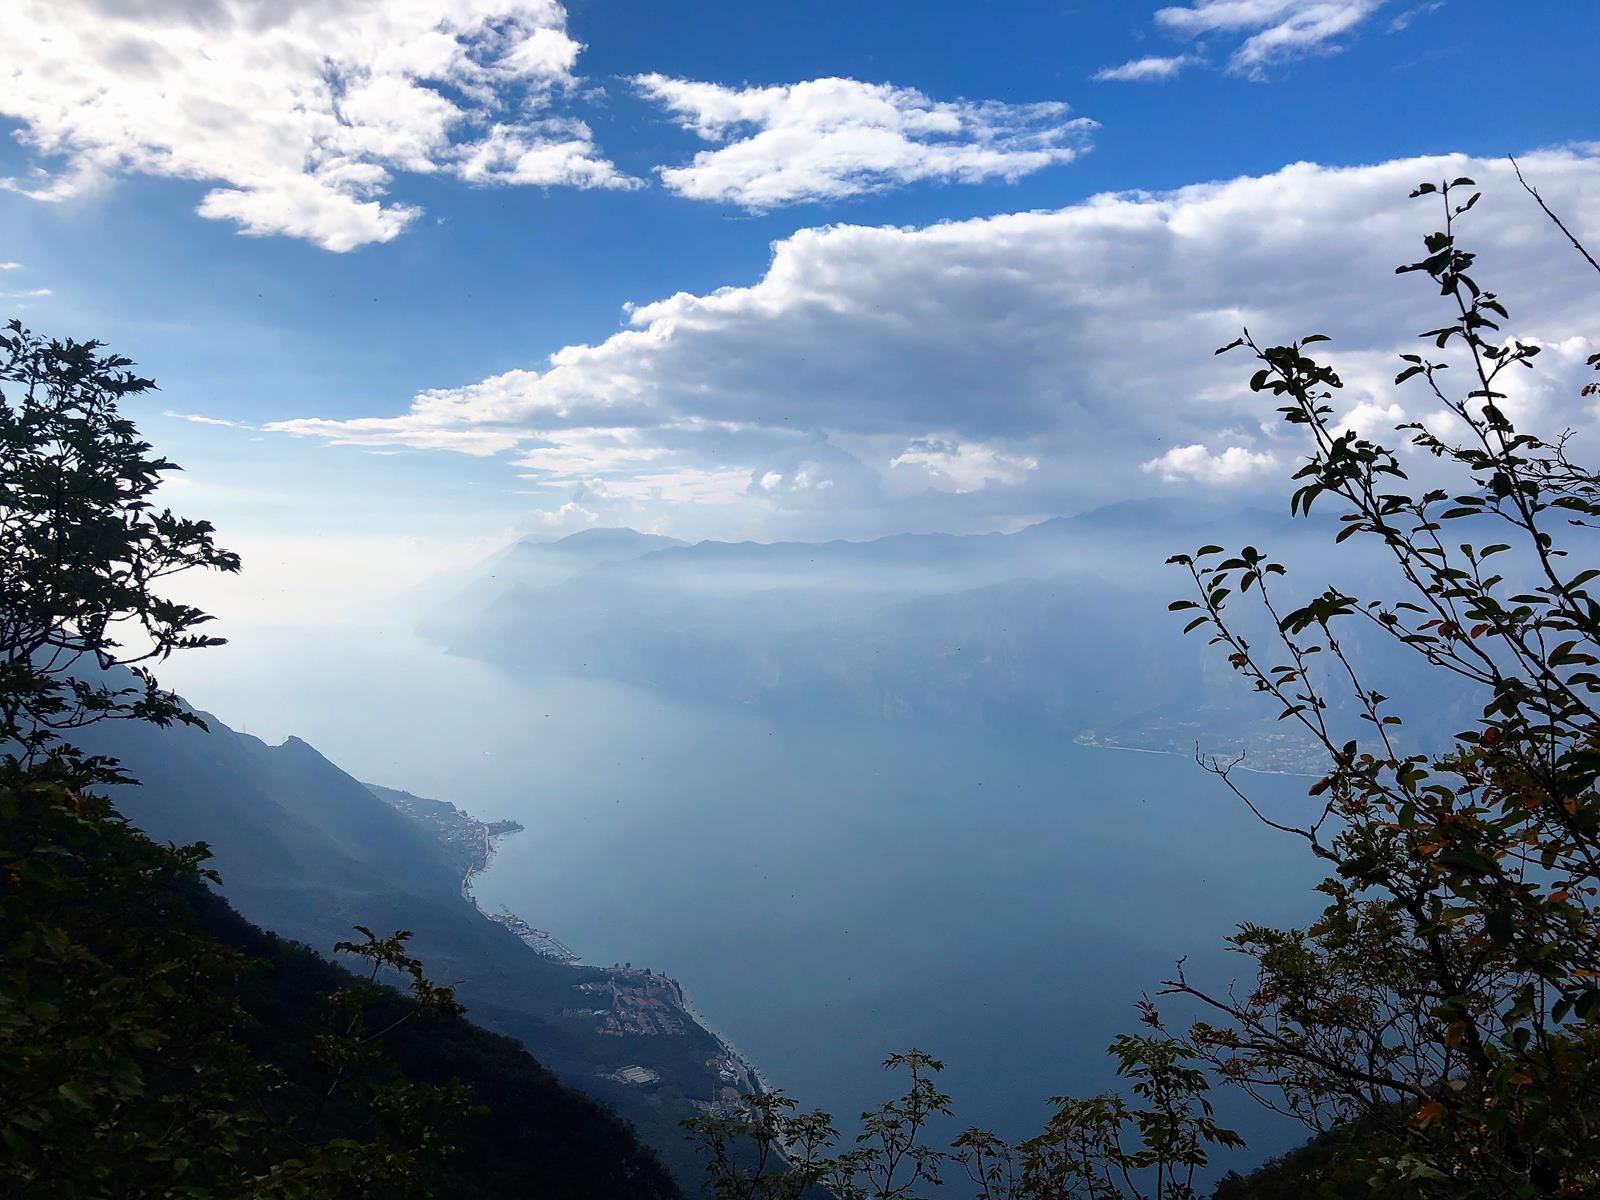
xmin=0 ymin=320 xmax=239 ymax=764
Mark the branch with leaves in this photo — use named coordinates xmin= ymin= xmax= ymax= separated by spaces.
xmin=1160 ymin=173 xmax=1600 ymax=1196
xmin=0 ymin=320 xmax=239 ymax=771
xmin=687 ymin=172 xmax=1600 ymax=1200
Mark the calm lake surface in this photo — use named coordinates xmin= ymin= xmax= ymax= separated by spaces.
xmin=169 ymin=625 xmax=1321 ymax=1166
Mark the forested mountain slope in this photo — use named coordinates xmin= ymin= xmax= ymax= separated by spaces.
xmin=79 ymin=706 xmax=732 ymax=1191
xmin=192 ymin=884 xmax=685 ymax=1199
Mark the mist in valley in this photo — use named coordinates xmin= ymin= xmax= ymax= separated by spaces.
xmin=154 ymin=496 xmax=1465 ymax=1171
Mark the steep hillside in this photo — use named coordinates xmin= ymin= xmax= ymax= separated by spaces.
xmin=194 ymin=884 xmax=685 ymax=1199
xmin=80 ymin=708 xmax=740 ymax=1192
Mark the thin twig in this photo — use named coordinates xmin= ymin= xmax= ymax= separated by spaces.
xmin=1510 ymin=155 xmax=1600 ymax=277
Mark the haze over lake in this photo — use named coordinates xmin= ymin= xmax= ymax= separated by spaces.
xmin=169 ymin=624 xmax=1319 ymax=1161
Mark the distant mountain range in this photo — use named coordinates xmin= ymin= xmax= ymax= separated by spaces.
xmin=417 ymin=501 xmax=1476 ymax=769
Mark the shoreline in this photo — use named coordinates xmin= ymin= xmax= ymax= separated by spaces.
xmin=672 ymin=982 xmax=773 ymax=1097
xmin=460 ymin=818 xmax=502 ymax=901
xmin=458 ymin=813 xmax=774 ymax=1100
xmin=1074 ymin=734 xmax=1319 ymax=778
xmin=460 ymin=823 xmax=578 ymax=961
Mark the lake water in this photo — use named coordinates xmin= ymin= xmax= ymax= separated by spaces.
xmin=167 ymin=624 xmax=1323 ymax=1171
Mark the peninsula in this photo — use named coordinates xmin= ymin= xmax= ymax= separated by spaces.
xmin=365 ymin=782 xmax=766 ymax=1113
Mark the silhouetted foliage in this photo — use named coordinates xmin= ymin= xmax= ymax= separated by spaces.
xmin=0 ymin=320 xmax=238 ymax=768
xmin=685 ymin=173 xmax=1600 ymax=1198
xmin=1158 ymin=171 xmax=1600 ymax=1197
xmin=1208 ymin=1119 xmax=1394 ymax=1200
xmin=685 ymin=1031 xmax=1240 ymax=1200
xmin=0 ymin=753 xmax=479 ymax=1197
xmin=0 ymin=325 xmax=682 ymax=1197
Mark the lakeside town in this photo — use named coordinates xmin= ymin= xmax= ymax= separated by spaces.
xmin=369 ymin=782 xmax=766 ymax=1106
xmin=1075 ymin=720 xmax=1326 ymax=775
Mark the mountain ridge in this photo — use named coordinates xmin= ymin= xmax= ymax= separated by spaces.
xmin=76 ymin=699 xmax=755 ymax=1192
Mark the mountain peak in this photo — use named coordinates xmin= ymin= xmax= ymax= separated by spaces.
xmin=509 ymin=527 xmax=686 ymax=554
xmin=551 ymin=527 xmax=683 ymax=549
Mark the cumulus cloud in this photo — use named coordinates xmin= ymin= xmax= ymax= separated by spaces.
xmin=0 ymin=1 xmax=636 ymax=250
xmin=1142 ymin=443 xmax=1277 ymax=484
xmin=266 ymin=150 xmax=1600 ymax=535
xmin=632 ymin=74 xmax=1095 ymax=209
xmin=1093 ymin=55 xmax=1200 ymax=83
xmin=891 ymin=439 xmax=1039 ymax=493
xmin=747 ymin=436 xmax=884 ymax=507
xmin=1152 ymin=0 xmax=1387 ymax=79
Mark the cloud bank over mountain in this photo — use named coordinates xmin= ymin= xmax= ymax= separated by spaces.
xmin=263 ymin=149 xmax=1600 ymax=537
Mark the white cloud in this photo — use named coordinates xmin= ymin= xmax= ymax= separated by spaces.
xmin=513 ymin=427 xmax=672 ymax=475
xmin=529 ymin=498 xmax=602 ymax=531
xmin=164 ymin=410 xmax=256 ymax=430
xmin=1334 ymin=398 xmax=1407 ymax=440
xmin=266 ymin=150 xmax=1600 ymax=536
xmin=1388 ymin=1 xmax=1445 ymax=32
xmin=1142 ymin=443 xmax=1278 ymax=483
xmin=1093 ymin=55 xmax=1200 ymax=83
xmin=452 ymin=120 xmax=636 ymax=188
xmin=891 ymin=439 xmax=1039 ymax=493
xmin=587 ymin=466 xmax=752 ymax=507
xmin=272 ymin=415 xmax=523 ymax=455
xmin=0 ymin=262 xmax=21 ymax=271
xmin=745 ymin=437 xmax=882 ymax=507
xmin=1154 ymin=0 xmax=1386 ymax=78
xmin=633 ymin=74 xmax=1095 ymax=209
xmin=0 ymin=276 xmax=53 ymax=309
xmin=0 ymin=1 xmax=635 ymax=250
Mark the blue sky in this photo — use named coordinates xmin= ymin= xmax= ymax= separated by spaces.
xmin=1 ymin=0 xmax=1597 ymax=626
